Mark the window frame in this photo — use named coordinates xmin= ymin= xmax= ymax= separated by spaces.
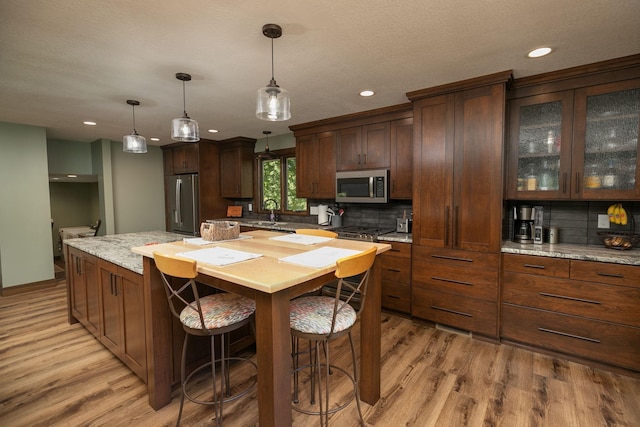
xmin=256 ymin=147 xmax=308 ymax=215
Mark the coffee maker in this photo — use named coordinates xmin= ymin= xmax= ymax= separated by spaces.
xmin=513 ymin=205 xmax=535 ymax=243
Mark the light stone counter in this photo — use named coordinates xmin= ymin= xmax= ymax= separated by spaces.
xmin=501 ymin=241 xmax=640 ymax=266
xmin=216 ymin=218 xmax=336 ymax=233
xmin=378 ymin=232 xmax=413 ymax=243
xmin=64 ymin=231 xmax=186 ymax=274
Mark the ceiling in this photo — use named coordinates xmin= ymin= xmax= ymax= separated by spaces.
xmin=1 ymin=0 xmax=639 ymax=147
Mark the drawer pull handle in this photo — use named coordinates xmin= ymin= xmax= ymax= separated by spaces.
xmin=386 ymin=295 xmax=400 ymax=300
xmin=523 ymin=263 xmax=545 ymax=269
xmin=389 ymin=249 xmax=401 ymax=252
xmin=538 ymin=327 xmax=600 ymax=344
xmin=597 ymin=272 xmax=624 ymax=279
xmin=539 ymin=292 xmax=601 ymax=305
xmin=432 ymin=276 xmax=473 ymax=287
xmin=386 ymin=268 xmax=401 ymax=273
xmin=430 ymin=305 xmax=472 ymax=317
xmin=431 ymin=255 xmax=473 ymax=263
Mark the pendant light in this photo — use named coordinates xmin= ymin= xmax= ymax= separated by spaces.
xmin=123 ymin=99 xmax=147 ymax=153
xmin=171 ymin=72 xmax=199 ymax=142
xmin=256 ymin=24 xmax=291 ymax=122
xmin=257 ymin=130 xmax=277 ymax=159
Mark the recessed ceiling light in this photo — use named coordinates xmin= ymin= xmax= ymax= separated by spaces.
xmin=359 ymin=90 xmax=375 ymax=97
xmin=208 ymin=129 xmax=219 ymax=133
xmin=67 ymin=174 xmax=77 ymax=178
xmin=527 ymin=47 xmax=552 ymax=58
xmin=83 ymin=121 xmax=97 ymax=126
xmin=150 ymin=137 xmax=160 ymax=142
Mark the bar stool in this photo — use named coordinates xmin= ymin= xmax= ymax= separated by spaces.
xmin=295 ymin=228 xmax=338 ymax=239
xmin=153 ymin=251 xmax=257 ymax=427
xmin=289 ymin=246 xmax=377 ymax=426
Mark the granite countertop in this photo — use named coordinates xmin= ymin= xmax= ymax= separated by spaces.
xmin=64 ymin=231 xmax=186 ymax=274
xmin=216 ymin=218 xmax=335 ymax=233
xmin=378 ymin=232 xmax=413 ymax=243
xmin=501 ymin=240 xmax=640 ymax=266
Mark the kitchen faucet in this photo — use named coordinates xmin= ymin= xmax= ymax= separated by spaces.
xmin=264 ymin=198 xmax=279 ymax=223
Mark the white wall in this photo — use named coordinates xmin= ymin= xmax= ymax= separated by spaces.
xmin=0 ymin=122 xmax=54 ymax=288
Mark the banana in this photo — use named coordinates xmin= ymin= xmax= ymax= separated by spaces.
xmin=608 ymin=203 xmax=616 ymax=222
xmin=620 ymin=204 xmax=628 ymax=226
xmin=614 ymin=203 xmax=621 ymax=225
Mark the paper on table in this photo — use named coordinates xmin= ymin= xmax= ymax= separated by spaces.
xmin=269 ymin=234 xmax=333 ymax=245
xmin=183 ymin=235 xmax=252 ymax=246
xmin=176 ymin=247 xmax=262 ymax=266
xmin=279 ymin=246 xmax=361 ymax=269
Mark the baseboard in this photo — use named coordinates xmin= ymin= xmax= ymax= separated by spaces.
xmin=1 ymin=278 xmax=64 ymax=296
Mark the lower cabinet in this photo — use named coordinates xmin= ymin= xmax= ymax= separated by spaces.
xmin=411 ymin=246 xmax=499 ymax=337
xmin=98 ymin=259 xmax=147 ymax=382
xmin=380 ymin=241 xmax=411 ymax=314
xmin=501 ymin=253 xmax=640 ymax=372
xmin=68 ymin=246 xmax=100 ymax=337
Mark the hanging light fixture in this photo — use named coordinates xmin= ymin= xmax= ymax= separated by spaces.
xmin=123 ymin=99 xmax=147 ymax=153
xmin=171 ymin=72 xmax=199 ymax=142
xmin=256 ymin=23 xmax=291 ymax=122
xmin=257 ymin=130 xmax=277 ymax=159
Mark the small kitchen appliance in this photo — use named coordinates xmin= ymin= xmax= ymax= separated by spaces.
xmin=513 ymin=205 xmax=534 ymax=244
xmin=396 ymin=210 xmax=412 ymax=233
xmin=534 ymin=205 xmax=544 ymax=244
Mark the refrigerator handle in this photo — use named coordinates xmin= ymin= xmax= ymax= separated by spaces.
xmin=175 ymin=177 xmax=182 ymax=225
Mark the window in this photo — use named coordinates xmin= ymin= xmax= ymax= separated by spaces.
xmin=258 ymin=148 xmax=307 ymax=214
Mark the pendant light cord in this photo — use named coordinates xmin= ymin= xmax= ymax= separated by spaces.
xmin=182 ymin=79 xmax=187 ymax=116
xmin=131 ymin=104 xmax=137 ymax=134
xmin=271 ymin=37 xmax=275 ymax=81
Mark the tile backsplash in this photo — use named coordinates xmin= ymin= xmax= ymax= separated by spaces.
xmin=505 ymin=201 xmax=639 ymax=246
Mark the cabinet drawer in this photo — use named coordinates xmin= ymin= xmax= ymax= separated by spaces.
xmin=382 ymin=281 xmax=410 ymax=314
xmin=503 ymin=271 xmax=640 ymax=327
xmin=413 ymin=260 xmax=498 ymax=301
xmin=502 ymin=253 xmax=570 ymax=278
xmin=502 ymin=304 xmax=640 ymax=372
xmin=414 ymin=246 xmax=499 ymax=267
xmin=381 ymin=256 xmax=411 ymax=284
xmin=570 ymin=260 xmax=640 ymax=289
xmin=384 ymin=241 xmax=411 ymax=258
xmin=412 ymin=288 xmax=497 ymax=337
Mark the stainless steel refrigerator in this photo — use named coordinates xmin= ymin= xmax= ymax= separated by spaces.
xmin=167 ymin=174 xmax=199 ymax=235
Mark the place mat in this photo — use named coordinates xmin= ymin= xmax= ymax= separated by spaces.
xmin=176 ymin=247 xmax=262 ymax=266
xmin=183 ymin=235 xmax=252 ymax=246
xmin=279 ymin=246 xmax=361 ymax=269
xmin=269 ymin=234 xmax=333 ymax=245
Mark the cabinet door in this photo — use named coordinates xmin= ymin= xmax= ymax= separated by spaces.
xmin=99 ymin=261 xmax=122 ymax=354
xmin=572 ymin=79 xmax=640 ymax=200
xmin=390 ymin=118 xmax=413 ymax=199
xmin=69 ymin=248 xmax=87 ymax=323
xmin=453 ymin=84 xmax=505 ymax=252
xmin=119 ymin=267 xmax=147 ymax=381
xmin=220 ymin=142 xmax=254 ymax=198
xmin=506 ymin=91 xmax=574 ymax=199
xmin=162 ymin=148 xmax=174 ymax=175
xmin=84 ymin=255 xmax=100 ymax=337
xmin=173 ymin=144 xmax=199 ymax=174
xmin=412 ymin=94 xmax=455 ymax=247
xmin=362 ymin=122 xmax=390 ymax=169
xmin=315 ymin=132 xmax=337 ymax=198
xmin=295 ymin=134 xmax=316 ymax=198
xmin=336 ymin=127 xmax=362 ymax=171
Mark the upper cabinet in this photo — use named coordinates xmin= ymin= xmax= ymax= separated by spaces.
xmin=507 ymin=56 xmax=640 ymax=200
xmin=296 ymin=131 xmax=336 ymax=199
xmin=164 ymin=144 xmax=199 ymax=175
xmin=219 ymin=137 xmax=256 ymax=199
xmin=336 ymin=122 xmax=390 ymax=171
xmin=290 ymin=103 xmax=413 ymax=200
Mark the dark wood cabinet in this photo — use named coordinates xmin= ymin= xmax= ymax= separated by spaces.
xmin=408 ymin=71 xmax=511 ymax=338
xmin=336 ymin=122 xmax=390 ymax=171
xmin=296 ymin=131 xmax=336 ymax=199
xmin=389 ymin=118 xmax=413 ymax=199
xmin=380 ymin=241 xmax=411 ymax=314
xmin=68 ymin=246 xmax=100 ymax=337
xmin=502 ymin=253 xmax=640 ymax=372
xmin=98 ymin=259 xmax=147 ymax=381
xmin=219 ymin=137 xmax=256 ymax=199
xmin=507 ymin=57 xmax=640 ymax=200
xmin=168 ymin=144 xmax=199 ymax=174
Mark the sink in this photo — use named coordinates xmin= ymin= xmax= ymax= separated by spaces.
xmin=246 ymin=221 xmax=288 ymax=226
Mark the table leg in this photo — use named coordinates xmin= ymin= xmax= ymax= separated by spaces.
xmin=254 ymin=291 xmax=292 ymax=427
xmin=360 ymin=256 xmax=382 ymax=404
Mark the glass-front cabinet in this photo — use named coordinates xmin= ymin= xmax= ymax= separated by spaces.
xmin=507 ymin=79 xmax=640 ymax=200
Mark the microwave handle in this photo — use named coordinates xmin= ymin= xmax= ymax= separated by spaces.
xmin=369 ymin=176 xmax=374 ymax=198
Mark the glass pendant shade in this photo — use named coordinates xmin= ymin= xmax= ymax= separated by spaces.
xmin=257 ymin=82 xmax=290 ymax=121
xmin=123 ymin=99 xmax=147 ymax=153
xmin=123 ymin=132 xmax=147 ymax=153
xmin=171 ymin=114 xmax=199 ymax=142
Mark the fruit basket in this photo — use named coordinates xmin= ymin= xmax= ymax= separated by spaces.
xmin=598 ymin=204 xmax=637 ymax=250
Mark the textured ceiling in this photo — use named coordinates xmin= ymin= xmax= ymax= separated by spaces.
xmin=1 ymin=0 xmax=639 ymax=146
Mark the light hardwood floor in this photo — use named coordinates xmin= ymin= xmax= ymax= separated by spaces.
xmin=1 ymin=281 xmax=639 ymax=426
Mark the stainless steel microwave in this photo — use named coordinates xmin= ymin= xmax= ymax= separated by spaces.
xmin=335 ymin=169 xmax=389 ymax=203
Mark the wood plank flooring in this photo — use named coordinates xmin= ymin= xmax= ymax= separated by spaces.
xmin=1 ymin=281 xmax=639 ymax=426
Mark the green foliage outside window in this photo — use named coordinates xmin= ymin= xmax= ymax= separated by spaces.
xmin=260 ymin=154 xmax=307 ymax=213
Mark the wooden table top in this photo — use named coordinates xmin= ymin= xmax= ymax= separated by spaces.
xmin=132 ymin=230 xmax=390 ymax=294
